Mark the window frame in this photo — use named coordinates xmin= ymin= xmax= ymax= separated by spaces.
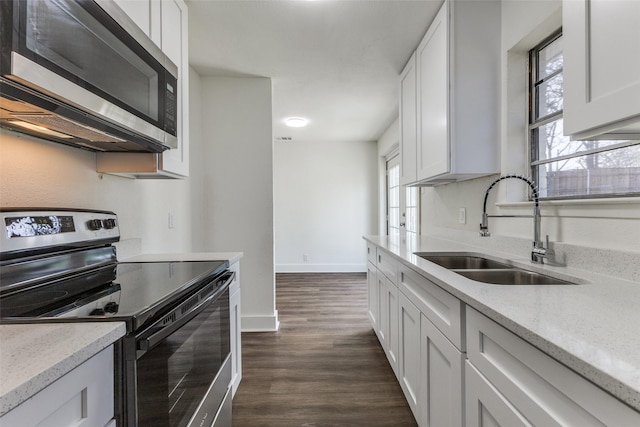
xmin=528 ymin=30 xmax=640 ymax=200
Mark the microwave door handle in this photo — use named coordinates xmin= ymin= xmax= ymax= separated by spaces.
xmin=137 ymin=271 xmax=235 ymax=356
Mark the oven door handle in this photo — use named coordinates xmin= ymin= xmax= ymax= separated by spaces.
xmin=136 ymin=271 xmax=235 ymax=356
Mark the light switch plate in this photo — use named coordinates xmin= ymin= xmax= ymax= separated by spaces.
xmin=458 ymin=208 xmax=466 ymax=224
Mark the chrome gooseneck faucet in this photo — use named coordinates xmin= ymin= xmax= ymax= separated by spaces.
xmin=479 ymin=174 xmax=553 ymax=264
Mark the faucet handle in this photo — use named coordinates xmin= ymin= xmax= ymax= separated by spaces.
xmin=479 ymin=213 xmax=490 ymax=237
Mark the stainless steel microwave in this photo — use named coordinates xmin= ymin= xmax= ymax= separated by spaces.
xmin=0 ymin=0 xmax=178 ymax=153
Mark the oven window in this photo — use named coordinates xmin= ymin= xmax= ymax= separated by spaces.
xmin=136 ymin=290 xmax=230 ymax=427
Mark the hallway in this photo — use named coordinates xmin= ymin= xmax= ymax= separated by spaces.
xmin=232 ymin=273 xmax=417 ymax=426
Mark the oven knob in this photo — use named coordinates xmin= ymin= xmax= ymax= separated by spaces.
xmin=103 ymin=218 xmax=117 ymax=229
xmin=104 ymin=302 xmax=119 ymax=314
xmin=87 ymin=219 xmax=103 ymax=231
xmin=89 ymin=308 xmax=106 ymax=316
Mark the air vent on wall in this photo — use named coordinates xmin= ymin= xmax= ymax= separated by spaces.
xmin=275 ymin=136 xmax=293 ymax=141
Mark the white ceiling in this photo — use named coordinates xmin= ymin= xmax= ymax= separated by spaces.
xmin=187 ymin=0 xmax=442 ymax=143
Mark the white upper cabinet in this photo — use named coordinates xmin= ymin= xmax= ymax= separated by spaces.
xmin=400 ymin=53 xmax=418 ymax=186
xmin=416 ymin=4 xmax=449 ymax=182
xmin=98 ymin=0 xmax=189 ymax=178
xmin=563 ymin=0 xmax=640 ymax=140
xmin=158 ymin=0 xmax=189 ymax=177
xmin=404 ymin=0 xmax=500 ymax=186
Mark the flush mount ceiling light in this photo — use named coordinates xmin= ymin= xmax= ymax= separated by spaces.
xmin=284 ymin=117 xmax=308 ymax=128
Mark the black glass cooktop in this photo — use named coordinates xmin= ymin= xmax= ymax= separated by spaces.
xmin=0 ymin=260 xmax=228 ymax=332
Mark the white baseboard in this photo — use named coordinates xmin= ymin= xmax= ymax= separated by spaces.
xmin=241 ymin=311 xmax=280 ymax=332
xmin=276 ymin=264 xmax=367 ymax=273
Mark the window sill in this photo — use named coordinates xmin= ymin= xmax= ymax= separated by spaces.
xmin=495 ymin=197 xmax=640 ymax=219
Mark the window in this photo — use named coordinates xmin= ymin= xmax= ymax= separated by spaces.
xmin=529 ymin=32 xmax=640 ymax=199
xmin=386 ymin=154 xmax=419 ymax=237
xmin=387 ymin=156 xmax=401 ymax=236
xmin=405 ymin=187 xmax=419 ymax=237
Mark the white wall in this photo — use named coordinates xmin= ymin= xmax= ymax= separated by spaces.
xmin=0 ymin=97 xmax=198 ymax=255
xmin=197 ymin=76 xmax=278 ymax=331
xmin=418 ymin=0 xmax=640 ymax=255
xmin=274 ymin=139 xmax=377 ymax=272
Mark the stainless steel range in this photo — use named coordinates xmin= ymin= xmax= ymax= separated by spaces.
xmin=0 ymin=209 xmax=233 ymax=427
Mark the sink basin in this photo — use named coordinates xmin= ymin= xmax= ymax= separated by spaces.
xmin=415 ymin=254 xmax=510 ymax=270
xmin=413 ymin=252 xmax=577 ymax=285
xmin=455 ymin=269 xmax=575 ymax=285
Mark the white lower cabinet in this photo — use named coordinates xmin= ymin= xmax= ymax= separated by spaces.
xmin=420 ymin=314 xmax=464 ymax=427
xmin=465 ymin=361 xmax=531 ymax=427
xmin=398 ymin=291 xmax=422 ymax=418
xmin=384 ymin=277 xmax=399 ymax=375
xmin=466 ymin=307 xmax=640 ymax=426
xmin=367 ymin=261 xmax=380 ymax=335
xmin=368 ymin=250 xmax=400 ymax=376
xmin=366 ymin=242 xmax=640 ymax=427
xmin=0 ymin=345 xmax=115 ymax=427
xmin=377 ymin=272 xmax=388 ymax=347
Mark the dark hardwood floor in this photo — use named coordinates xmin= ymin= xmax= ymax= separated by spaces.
xmin=232 ymin=273 xmax=418 ymax=426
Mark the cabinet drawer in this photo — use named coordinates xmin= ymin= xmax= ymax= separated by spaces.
xmin=466 ymin=308 xmax=640 ymax=426
xmin=398 ymin=263 xmax=464 ymax=350
xmin=366 ymin=242 xmax=377 ymax=265
xmin=376 ymin=248 xmax=397 ymax=284
xmin=0 ymin=345 xmax=115 ymax=427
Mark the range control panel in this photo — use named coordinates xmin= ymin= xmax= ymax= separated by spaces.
xmin=1 ymin=209 xmax=120 ymax=256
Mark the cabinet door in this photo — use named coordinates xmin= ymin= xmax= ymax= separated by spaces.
xmin=400 ymin=53 xmax=418 ymax=185
xmin=465 ymin=361 xmax=531 ymax=427
xmin=419 ymin=314 xmax=464 ymax=427
xmin=398 ymin=292 xmax=421 ymax=418
xmin=367 ymin=262 xmax=379 ymax=332
xmin=416 ymin=2 xmax=449 ymax=181
xmin=113 ymin=0 xmax=151 ymax=36
xmin=563 ymin=0 xmax=640 ymax=139
xmin=113 ymin=0 xmax=161 ymax=46
xmin=159 ymin=0 xmax=189 ymax=176
xmin=377 ymin=273 xmax=389 ymax=347
xmin=467 ymin=307 xmax=640 ymax=425
xmin=385 ymin=279 xmax=399 ymax=375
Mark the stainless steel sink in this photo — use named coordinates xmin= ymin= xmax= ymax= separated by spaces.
xmin=414 ymin=252 xmax=577 ymax=285
xmin=415 ymin=254 xmax=510 ymax=270
xmin=455 ymin=269 xmax=575 ymax=285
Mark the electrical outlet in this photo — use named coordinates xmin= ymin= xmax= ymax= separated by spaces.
xmin=303 ymin=254 xmax=309 ymax=262
xmin=458 ymin=207 xmax=466 ymax=224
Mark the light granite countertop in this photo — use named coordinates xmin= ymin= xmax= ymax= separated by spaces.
xmin=364 ymin=234 xmax=640 ymax=412
xmin=0 ymin=322 xmax=126 ymax=416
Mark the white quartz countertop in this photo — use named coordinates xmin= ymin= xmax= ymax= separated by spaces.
xmin=364 ymin=234 xmax=640 ymax=411
xmin=121 ymin=252 xmax=243 ymax=264
xmin=0 ymin=322 xmax=126 ymax=416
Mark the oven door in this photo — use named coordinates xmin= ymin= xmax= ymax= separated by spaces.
xmin=127 ymin=271 xmax=233 ymax=427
